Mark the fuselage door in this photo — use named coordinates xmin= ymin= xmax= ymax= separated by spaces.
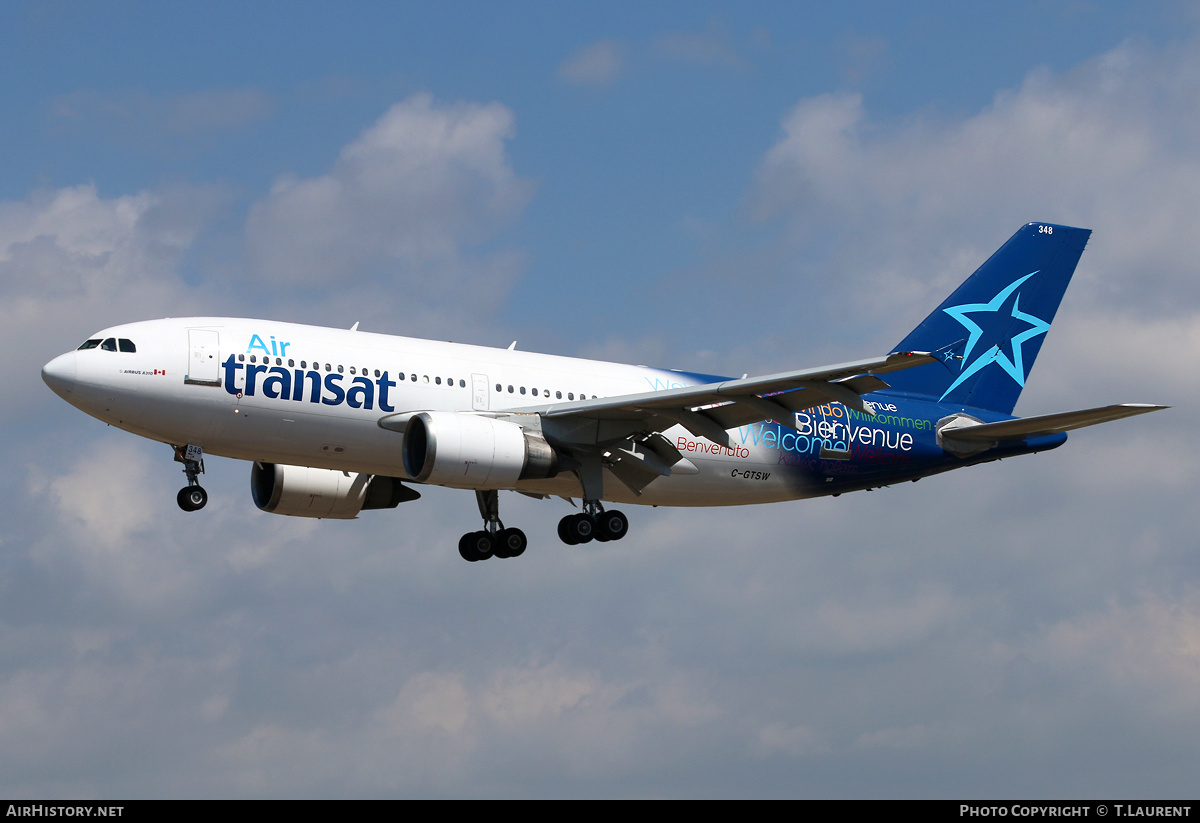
xmin=471 ymin=373 xmax=489 ymax=411
xmin=185 ymin=329 xmax=221 ymax=386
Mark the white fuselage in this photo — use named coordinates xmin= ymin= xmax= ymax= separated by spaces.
xmin=44 ymin=317 xmax=805 ymax=507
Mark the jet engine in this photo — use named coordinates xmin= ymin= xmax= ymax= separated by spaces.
xmin=251 ymin=462 xmax=419 ymax=519
xmin=402 ymin=412 xmax=561 ymax=488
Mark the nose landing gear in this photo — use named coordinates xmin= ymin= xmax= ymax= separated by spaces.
xmin=173 ymin=444 xmax=208 ymax=512
xmin=177 ymin=485 xmax=208 ymax=512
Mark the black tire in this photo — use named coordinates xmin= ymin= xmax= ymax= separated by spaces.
xmin=558 ymin=516 xmax=578 ymax=545
xmin=177 ymin=485 xmax=207 ymax=512
xmin=458 ymin=533 xmax=480 ymax=562
xmin=569 ymin=513 xmax=596 ymax=544
xmin=497 ymin=527 xmax=527 ymax=558
xmin=468 ymin=530 xmax=494 ymax=561
xmin=596 ymin=510 xmax=628 ymax=541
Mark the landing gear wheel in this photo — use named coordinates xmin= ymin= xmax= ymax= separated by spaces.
xmin=462 ymin=491 xmax=531 ymax=561
xmin=459 ymin=530 xmax=495 ymax=562
xmin=558 ymin=516 xmax=577 ymax=545
xmin=173 ymin=445 xmax=207 ymax=510
xmin=495 ymin=527 xmax=528 ymax=558
xmin=562 ymin=513 xmax=596 ymax=544
xmin=458 ymin=533 xmax=481 ymax=562
xmin=177 ymin=485 xmax=208 ymax=512
xmin=596 ymin=510 xmax=628 ymax=541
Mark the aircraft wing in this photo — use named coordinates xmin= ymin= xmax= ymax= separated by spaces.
xmin=508 ymin=351 xmax=936 ymax=449
xmin=939 ymin=403 xmax=1168 ymax=444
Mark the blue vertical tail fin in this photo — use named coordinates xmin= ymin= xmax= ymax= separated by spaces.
xmin=883 ymin=222 xmax=1091 ymax=414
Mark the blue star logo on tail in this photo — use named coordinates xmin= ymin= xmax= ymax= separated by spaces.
xmin=938 ymin=272 xmax=1052 ymax=401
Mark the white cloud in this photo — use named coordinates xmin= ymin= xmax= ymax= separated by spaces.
xmin=655 ymin=22 xmax=746 ymax=70
xmin=49 ymin=88 xmax=274 ymax=138
xmin=753 ymin=42 xmax=1200 ymax=320
xmin=840 ymin=34 xmax=889 ymax=88
xmin=481 ymin=663 xmax=609 ymax=725
xmin=744 ymin=38 xmax=1200 ymax=425
xmin=245 ymin=94 xmax=533 ymax=300
xmin=1040 ymin=592 xmax=1200 ymax=717
xmin=559 ymin=41 xmax=625 ymax=85
xmin=0 ymin=182 xmax=220 ymax=419
xmin=380 ymin=671 xmax=473 ymax=736
xmin=0 ymin=184 xmax=180 ymax=294
xmin=8 ymin=32 xmax=1200 ymax=799
xmin=854 ymin=723 xmax=937 ymax=751
xmin=751 ymin=722 xmax=830 ymax=757
xmin=45 ymin=439 xmax=157 ymax=548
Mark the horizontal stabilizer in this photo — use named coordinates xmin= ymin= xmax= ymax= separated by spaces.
xmin=940 ymin=403 xmax=1167 ymax=443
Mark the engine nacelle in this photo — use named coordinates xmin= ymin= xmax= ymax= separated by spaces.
xmin=251 ymin=462 xmax=418 ymax=519
xmin=402 ymin=412 xmax=560 ymax=488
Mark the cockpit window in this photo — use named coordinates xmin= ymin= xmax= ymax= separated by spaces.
xmin=118 ymin=339 xmax=136 ymax=353
xmin=78 ymin=339 xmax=101 ymax=350
xmin=100 ymin=338 xmax=117 ymax=352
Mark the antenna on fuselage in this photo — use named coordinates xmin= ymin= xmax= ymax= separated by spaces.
xmin=508 ymin=341 xmax=517 ymax=351
xmin=350 ymin=322 xmax=360 ymax=332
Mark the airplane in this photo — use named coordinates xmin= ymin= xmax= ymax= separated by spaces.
xmin=41 ymin=222 xmax=1165 ymax=562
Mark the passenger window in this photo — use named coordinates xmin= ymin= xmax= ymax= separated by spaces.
xmin=556 ymin=391 xmax=562 ymax=399
xmin=508 ymin=385 xmax=514 ymax=393
xmin=275 ymin=357 xmax=281 ymax=365
xmin=374 ymin=369 xmax=380 ymax=378
xmin=101 ymin=338 xmax=117 ymax=351
xmin=238 ymin=354 xmax=245 ymax=362
xmin=422 ymin=375 xmax=429 ymax=383
xmin=520 ymin=386 xmax=526 ymax=395
xmin=496 ymin=383 xmax=501 ymax=392
xmin=325 ymin=363 xmax=332 ymax=372
xmin=411 ymin=374 xmax=417 ymax=382
xmin=289 ymin=359 xmax=295 ymax=367
xmin=435 ymin=376 xmax=442 ymax=385
xmin=350 ymin=367 xmax=356 ymax=375
xmin=338 ymin=365 xmax=344 ymax=373
xmin=568 ymin=393 xmax=574 ymax=400
xmin=250 ymin=355 xmax=257 ymax=363
xmin=459 ymin=379 xmax=465 ymax=388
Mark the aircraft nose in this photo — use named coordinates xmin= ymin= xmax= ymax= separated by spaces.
xmin=42 ymin=351 xmax=77 ymax=398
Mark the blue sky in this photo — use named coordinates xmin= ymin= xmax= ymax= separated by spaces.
xmin=2 ymin=1 xmax=1198 ymax=798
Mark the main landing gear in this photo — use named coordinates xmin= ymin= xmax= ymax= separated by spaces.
xmin=557 ymin=502 xmax=628 ymax=546
xmin=455 ymin=490 xmax=629 ymax=562
xmin=459 ymin=489 xmax=528 ymax=562
xmin=174 ymin=444 xmax=208 ymax=512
